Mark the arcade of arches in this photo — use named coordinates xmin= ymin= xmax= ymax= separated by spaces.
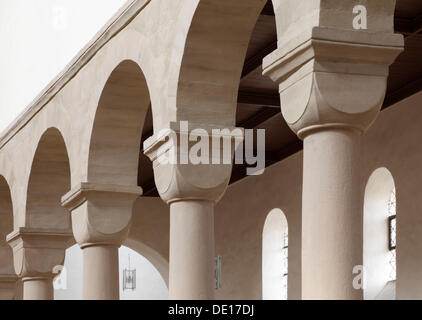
xmin=1 ymin=0 xmax=422 ymax=300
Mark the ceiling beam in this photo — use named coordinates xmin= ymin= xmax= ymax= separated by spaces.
xmin=240 ymin=107 xmax=280 ymax=129
xmin=237 ymin=91 xmax=280 ymax=107
xmin=241 ymin=41 xmax=277 ymax=79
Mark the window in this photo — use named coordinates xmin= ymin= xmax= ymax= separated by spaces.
xmin=262 ymin=209 xmax=288 ymax=300
xmin=363 ymin=167 xmax=396 ymax=300
xmin=387 ymin=188 xmax=396 ymax=281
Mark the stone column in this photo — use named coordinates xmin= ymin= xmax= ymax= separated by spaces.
xmin=61 ymin=183 xmax=142 ymax=300
xmin=144 ymin=122 xmax=242 ymax=299
xmin=264 ymin=0 xmax=403 ymax=299
xmin=6 ymin=228 xmax=73 ymax=300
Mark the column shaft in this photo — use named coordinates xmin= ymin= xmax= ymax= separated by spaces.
xmin=23 ymin=278 xmax=53 ymax=300
xmin=169 ymin=200 xmax=215 ymax=300
xmin=302 ymin=129 xmax=363 ymax=299
xmin=82 ymin=245 xmax=119 ymax=300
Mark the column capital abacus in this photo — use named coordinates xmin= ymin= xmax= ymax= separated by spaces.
xmin=61 ymin=183 xmax=142 ymax=248
xmin=144 ymin=121 xmax=243 ymax=204
xmin=264 ymin=25 xmax=404 ymax=139
xmin=6 ymin=227 xmax=73 ymax=280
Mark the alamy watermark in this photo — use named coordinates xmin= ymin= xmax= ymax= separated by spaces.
xmin=353 ymin=5 xmax=368 ymax=30
xmin=352 ymin=265 xmax=367 ymax=290
xmin=53 ymin=265 xmax=67 ymax=290
xmin=152 ymin=121 xmax=266 ymax=176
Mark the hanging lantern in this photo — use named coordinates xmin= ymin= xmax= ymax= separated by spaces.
xmin=123 ymin=253 xmax=136 ymax=291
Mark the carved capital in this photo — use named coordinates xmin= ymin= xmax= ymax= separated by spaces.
xmin=264 ymin=14 xmax=403 ymax=138
xmin=144 ymin=122 xmax=243 ymax=204
xmin=6 ymin=228 xmax=73 ymax=280
xmin=61 ymin=183 xmax=142 ymax=248
xmin=273 ymin=0 xmax=398 ymax=50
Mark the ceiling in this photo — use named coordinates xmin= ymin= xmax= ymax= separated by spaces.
xmin=139 ymin=0 xmax=422 ymax=196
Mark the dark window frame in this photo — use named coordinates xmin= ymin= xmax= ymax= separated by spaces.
xmin=388 ymin=215 xmax=397 ymax=251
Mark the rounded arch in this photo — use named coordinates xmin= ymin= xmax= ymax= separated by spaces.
xmin=172 ymin=0 xmax=267 ymax=127
xmin=364 ymin=167 xmax=396 ymax=300
xmin=0 ymin=175 xmax=16 ymax=299
xmin=262 ymin=208 xmax=288 ymax=300
xmin=0 ymin=175 xmax=14 ymax=271
xmin=88 ymin=59 xmax=151 ymax=186
xmin=26 ymin=127 xmax=71 ymax=230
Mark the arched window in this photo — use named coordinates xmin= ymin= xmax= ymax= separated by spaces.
xmin=364 ymin=168 xmax=396 ymax=300
xmin=262 ymin=209 xmax=288 ymax=300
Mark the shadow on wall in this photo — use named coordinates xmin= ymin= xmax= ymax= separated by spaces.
xmin=54 ymin=244 xmax=168 ymax=300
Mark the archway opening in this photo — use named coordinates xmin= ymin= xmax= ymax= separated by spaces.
xmin=26 ymin=128 xmax=71 ymax=230
xmin=364 ymin=167 xmax=397 ymax=300
xmin=262 ymin=208 xmax=288 ymax=300
xmin=88 ymin=59 xmax=152 ymax=186
xmin=177 ymin=1 xmax=299 ymax=184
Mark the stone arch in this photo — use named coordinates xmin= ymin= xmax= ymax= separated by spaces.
xmin=364 ymin=167 xmax=396 ymax=300
xmin=262 ymin=208 xmax=288 ymax=300
xmin=170 ymin=0 xmax=268 ymax=127
xmin=26 ymin=127 xmax=71 ymax=230
xmin=0 ymin=175 xmax=17 ymax=299
xmin=0 ymin=175 xmax=13 ymax=246
xmin=87 ymin=59 xmax=152 ymax=186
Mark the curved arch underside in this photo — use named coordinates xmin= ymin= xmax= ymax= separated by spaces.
xmin=88 ymin=60 xmax=151 ymax=186
xmin=176 ymin=0 xmax=266 ymax=126
xmin=0 ymin=175 xmax=14 ymax=275
xmin=26 ymin=128 xmax=71 ymax=230
xmin=0 ymin=176 xmax=13 ymax=240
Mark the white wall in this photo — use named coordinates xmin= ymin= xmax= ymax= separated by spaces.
xmin=0 ymin=0 xmax=127 ymax=132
